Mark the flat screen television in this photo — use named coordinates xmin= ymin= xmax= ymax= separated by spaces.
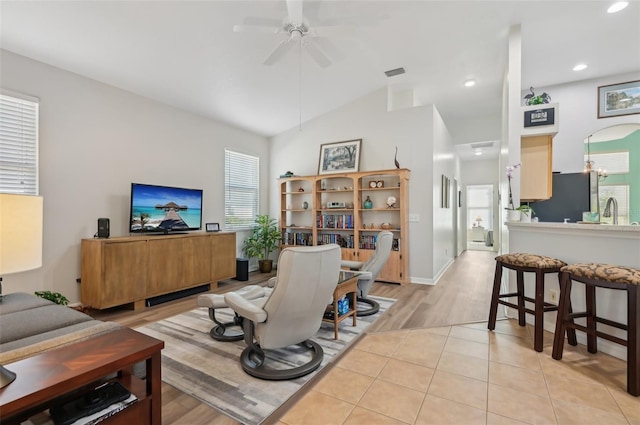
xmin=129 ymin=183 xmax=203 ymax=234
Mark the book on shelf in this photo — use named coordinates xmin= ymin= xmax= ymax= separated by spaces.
xmin=316 ymin=214 xmax=354 ymax=229
xmin=282 ymin=231 xmax=312 ymax=246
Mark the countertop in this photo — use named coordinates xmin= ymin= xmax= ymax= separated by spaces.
xmin=506 ymin=221 xmax=640 ymax=235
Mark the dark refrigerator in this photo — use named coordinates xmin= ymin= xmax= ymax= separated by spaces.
xmin=529 ymin=171 xmax=599 ymax=223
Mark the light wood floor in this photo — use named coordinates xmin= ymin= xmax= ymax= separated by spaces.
xmin=91 ymin=249 xmax=498 ymax=424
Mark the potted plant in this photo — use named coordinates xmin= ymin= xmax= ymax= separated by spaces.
xmin=242 ymin=215 xmax=281 ymax=273
xmin=34 ymin=291 xmax=69 ymax=306
xmin=517 ymin=204 xmax=535 ymax=222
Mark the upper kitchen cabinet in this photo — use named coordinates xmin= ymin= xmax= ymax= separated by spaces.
xmin=520 ymin=103 xmax=559 ymax=201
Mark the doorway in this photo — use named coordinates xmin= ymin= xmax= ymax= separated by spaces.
xmin=466 ymin=185 xmax=494 ymax=251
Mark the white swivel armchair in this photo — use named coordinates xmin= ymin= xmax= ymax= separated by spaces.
xmin=224 ymin=244 xmax=341 ymax=380
xmin=341 ymin=231 xmax=393 ymax=316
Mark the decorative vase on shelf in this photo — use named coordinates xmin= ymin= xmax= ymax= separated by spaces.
xmin=363 ymin=196 xmax=373 ymax=209
xmin=506 ymin=209 xmax=520 ymax=222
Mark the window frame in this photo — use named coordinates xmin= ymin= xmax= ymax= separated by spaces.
xmin=0 ymin=91 xmax=40 ymax=195
xmin=224 ymin=149 xmax=260 ymax=231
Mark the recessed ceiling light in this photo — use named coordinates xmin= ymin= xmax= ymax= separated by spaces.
xmin=608 ymin=1 xmax=628 ymax=13
xmin=464 ymin=80 xmax=476 ymax=87
xmin=573 ymin=63 xmax=588 ymax=71
xmin=475 ymin=150 xmax=483 ymax=156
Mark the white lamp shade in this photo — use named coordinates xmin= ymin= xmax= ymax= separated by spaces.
xmin=0 ymin=194 xmax=43 ymax=275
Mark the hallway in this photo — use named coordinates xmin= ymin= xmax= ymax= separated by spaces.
xmin=368 ymin=249 xmax=498 ymax=332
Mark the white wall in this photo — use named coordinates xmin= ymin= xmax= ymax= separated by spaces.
xmin=523 ymin=71 xmax=640 ymax=174
xmin=270 ymin=88 xmax=459 ymax=283
xmin=431 ymin=108 xmax=457 ymax=280
xmin=0 ymin=49 xmax=270 ymax=303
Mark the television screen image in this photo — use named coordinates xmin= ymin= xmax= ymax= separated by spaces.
xmin=130 ymin=183 xmax=203 ymax=233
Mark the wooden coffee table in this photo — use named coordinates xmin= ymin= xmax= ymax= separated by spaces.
xmin=0 ymin=327 xmax=164 ymax=425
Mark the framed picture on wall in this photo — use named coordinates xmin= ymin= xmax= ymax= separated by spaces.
xmin=318 ymin=139 xmax=362 ymax=175
xmin=441 ymin=174 xmax=450 ymax=208
xmin=598 ymin=80 xmax=640 ymax=118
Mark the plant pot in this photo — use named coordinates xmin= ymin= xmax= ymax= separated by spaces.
xmin=506 ymin=209 xmax=521 ymax=222
xmin=520 ymin=212 xmax=531 ymax=223
xmin=258 ymin=259 xmax=273 ymax=273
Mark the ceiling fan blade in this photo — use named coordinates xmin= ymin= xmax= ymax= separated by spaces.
xmin=243 ymin=16 xmax=283 ymax=27
xmin=303 ymin=38 xmax=331 ymax=68
xmin=309 ymin=25 xmax=356 ymax=38
xmin=264 ymin=38 xmax=296 ymax=65
xmin=311 ymin=36 xmax=344 ymax=63
xmin=233 ymin=24 xmax=281 ymax=34
xmin=286 ymin=0 xmax=303 ymax=25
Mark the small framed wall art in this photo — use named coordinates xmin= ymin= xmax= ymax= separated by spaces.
xmin=598 ymin=80 xmax=640 ymax=118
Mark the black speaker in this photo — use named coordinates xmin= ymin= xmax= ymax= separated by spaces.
xmin=236 ymin=258 xmax=249 ymax=281
xmin=97 ymin=218 xmax=110 ymax=238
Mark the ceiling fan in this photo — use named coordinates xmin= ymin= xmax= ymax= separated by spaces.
xmin=233 ymin=0 xmax=347 ymax=68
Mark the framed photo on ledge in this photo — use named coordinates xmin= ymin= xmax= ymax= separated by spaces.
xmin=318 ymin=139 xmax=361 ymax=175
xmin=598 ymin=80 xmax=640 ymax=118
xmin=206 ymin=223 xmax=220 ymax=232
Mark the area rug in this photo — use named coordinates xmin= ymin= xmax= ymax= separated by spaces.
xmin=135 ymin=296 xmax=394 ymax=425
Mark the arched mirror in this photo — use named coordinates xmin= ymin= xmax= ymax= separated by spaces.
xmin=584 ymin=123 xmax=640 ymax=225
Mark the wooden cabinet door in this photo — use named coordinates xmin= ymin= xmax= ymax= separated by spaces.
xmin=377 ymin=251 xmax=401 ymax=282
xmin=185 ymin=235 xmax=212 ymax=285
xmin=147 ymin=238 xmax=186 ymax=297
xmin=521 ymin=135 xmax=552 ymax=201
xmin=211 ymin=233 xmax=236 ymax=281
xmin=355 ymin=248 xmax=401 ymax=283
xmin=102 ymin=241 xmax=147 ymax=308
xmin=341 ymin=248 xmax=359 ymax=263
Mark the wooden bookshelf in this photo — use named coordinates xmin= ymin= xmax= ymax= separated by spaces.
xmin=279 ymin=169 xmax=410 ymax=285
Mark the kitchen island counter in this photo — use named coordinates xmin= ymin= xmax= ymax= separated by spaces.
xmin=505 ymin=221 xmax=639 ymax=359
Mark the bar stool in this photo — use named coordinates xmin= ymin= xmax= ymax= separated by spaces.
xmin=488 ymin=253 xmax=567 ymax=352
xmin=552 ymin=263 xmax=640 ymax=396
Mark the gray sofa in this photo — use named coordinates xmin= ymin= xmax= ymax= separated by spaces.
xmin=0 ymin=292 xmax=122 ymax=365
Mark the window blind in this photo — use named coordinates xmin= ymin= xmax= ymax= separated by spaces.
xmin=587 ymin=151 xmax=629 ymax=174
xmin=0 ymin=93 xmax=39 ymax=194
xmin=224 ymin=149 xmax=259 ymax=230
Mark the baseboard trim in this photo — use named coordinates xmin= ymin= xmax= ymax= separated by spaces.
xmin=410 ymin=276 xmax=435 ymax=285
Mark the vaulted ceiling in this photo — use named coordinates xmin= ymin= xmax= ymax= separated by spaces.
xmin=1 ymin=0 xmax=638 ymax=159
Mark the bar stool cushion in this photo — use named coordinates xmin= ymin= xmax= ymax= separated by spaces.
xmin=496 ymin=253 xmax=567 ymax=269
xmin=561 ymin=263 xmax=640 ymax=285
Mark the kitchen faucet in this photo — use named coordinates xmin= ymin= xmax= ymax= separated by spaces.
xmin=603 ymin=197 xmax=618 ymax=224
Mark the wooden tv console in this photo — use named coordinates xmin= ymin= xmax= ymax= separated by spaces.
xmin=81 ymin=232 xmax=236 ymax=310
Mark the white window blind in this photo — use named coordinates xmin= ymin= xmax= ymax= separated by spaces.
xmin=0 ymin=93 xmax=39 ymax=194
xmin=224 ymin=149 xmax=259 ymax=230
xmin=586 ymin=151 xmax=629 ymax=174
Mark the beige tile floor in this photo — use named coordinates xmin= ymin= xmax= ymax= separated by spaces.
xmin=277 ymin=319 xmax=639 ymax=425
